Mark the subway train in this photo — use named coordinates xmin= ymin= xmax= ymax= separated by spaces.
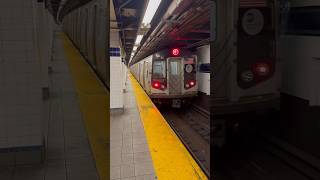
xmin=212 ymin=0 xmax=281 ymax=115
xmin=62 ymin=0 xmax=109 ymax=87
xmin=130 ymin=48 xmax=198 ymax=108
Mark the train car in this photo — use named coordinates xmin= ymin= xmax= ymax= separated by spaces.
xmin=62 ymin=0 xmax=109 ymax=88
xmin=130 ymin=48 xmax=198 ymax=108
xmin=212 ymin=0 xmax=280 ymax=115
xmin=280 ymin=0 xmax=320 ymax=106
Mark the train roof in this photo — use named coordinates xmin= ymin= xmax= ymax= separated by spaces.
xmin=130 ymin=48 xmax=195 ymax=66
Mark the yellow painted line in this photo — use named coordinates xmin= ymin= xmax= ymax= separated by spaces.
xmin=129 ymin=73 xmax=208 ymax=180
xmin=60 ymin=33 xmax=109 ymax=180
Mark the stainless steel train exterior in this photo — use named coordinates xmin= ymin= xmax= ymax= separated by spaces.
xmin=62 ymin=0 xmax=109 ymax=87
xmin=130 ymin=49 xmax=198 ymax=107
xmin=212 ymin=0 xmax=281 ymax=115
xmin=280 ymin=0 xmax=320 ymax=106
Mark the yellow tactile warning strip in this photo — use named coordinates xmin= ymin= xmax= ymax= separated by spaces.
xmin=60 ymin=33 xmax=109 ymax=180
xmin=129 ymin=73 xmax=208 ymax=180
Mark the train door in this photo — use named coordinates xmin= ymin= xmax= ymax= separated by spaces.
xmin=139 ymin=63 xmax=142 ymax=82
xmin=168 ymin=58 xmax=182 ymax=95
xmin=141 ymin=62 xmax=145 ymax=87
xmin=142 ymin=61 xmax=146 ymax=88
xmin=137 ymin=63 xmax=140 ymax=81
xmin=145 ymin=62 xmax=150 ymax=93
xmin=92 ymin=5 xmax=98 ymax=68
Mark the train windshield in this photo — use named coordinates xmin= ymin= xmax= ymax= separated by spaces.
xmin=170 ymin=61 xmax=179 ymax=75
xmin=153 ymin=60 xmax=166 ymax=78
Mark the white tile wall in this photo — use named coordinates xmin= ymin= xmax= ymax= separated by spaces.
xmin=110 ymin=56 xmax=124 ymax=109
xmin=197 ymin=45 xmax=210 ymax=95
xmin=110 ymin=31 xmax=120 ymax=46
xmin=0 ymin=0 xmax=50 ymax=152
xmin=110 ymin=31 xmax=124 ymax=109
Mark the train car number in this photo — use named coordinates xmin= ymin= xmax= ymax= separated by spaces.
xmin=172 ymin=99 xmax=181 ymax=108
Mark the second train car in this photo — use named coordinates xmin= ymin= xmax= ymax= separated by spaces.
xmin=130 ymin=48 xmax=198 ymax=108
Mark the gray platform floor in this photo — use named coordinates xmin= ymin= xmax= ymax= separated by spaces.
xmin=0 ymin=32 xmax=99 ymax=180
xmin=110 ymin=78 xmax=157 ymax=180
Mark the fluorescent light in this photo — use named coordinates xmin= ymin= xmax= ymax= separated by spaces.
xmin=142 ymin=0 xmax=162 ymax=26
xmin=133 ymin=46 xmax=137 ymax=51
xmin=135 ymin=35 xmax=143 ymax=45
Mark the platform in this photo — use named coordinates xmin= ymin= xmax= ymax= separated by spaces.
xmin=110 ymin=72 xmax=207 ymax=179
xmin=0 ymin=31 xmax=108 ymax=180
xmin=110 ymin=77 xmax=156 ymax=180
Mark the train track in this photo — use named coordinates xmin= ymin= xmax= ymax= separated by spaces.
xmin=160 ymin=104 xmax=210 ymax=178
xmin=217 ymin=137 xmax=320 ymax=180
xmin=184 ymin=104 xmax=210 ymax=143
xmin=214 ymin=114 xmax=320 ymax=180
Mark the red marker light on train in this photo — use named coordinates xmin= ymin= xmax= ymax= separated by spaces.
xmin=152 ymin=80 xmax=166 ymax=90
xmin=153 ymin=82 xmax=160 ymax=88
xmin=185 ymin=80 xmax=196 ymax=89
xmin=171 ymin=48 xmax=180 ymax=56
xmin=253 ymin=62 xmax=270 ymax=76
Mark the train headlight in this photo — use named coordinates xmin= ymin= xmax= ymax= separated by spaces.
xmin=241 ymin=70 xmax=254 ymax=82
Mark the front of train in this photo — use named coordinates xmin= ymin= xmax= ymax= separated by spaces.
xmin=150 ymin=48 xmax=198 ymax=108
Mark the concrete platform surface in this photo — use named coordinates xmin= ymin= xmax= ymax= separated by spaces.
xmin=110 ymin=78 xmax=156 ymax=180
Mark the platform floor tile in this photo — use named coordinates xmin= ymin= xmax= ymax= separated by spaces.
xmin=110 ymin=79 xmax=156 ymax=180
xmin=0 ymin=31 xmax=99 ymax=180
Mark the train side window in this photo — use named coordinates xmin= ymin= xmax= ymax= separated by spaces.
xmin=286 ymin=6 xmax=320 ymax=36
xmin=153 ymin=61 xmax=166 ymax=78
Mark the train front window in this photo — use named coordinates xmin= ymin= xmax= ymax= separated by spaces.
xmin=170 ymin=61 xmax=179 ymax=75
xmin=153 ymin=61 xmax=166 ymax=78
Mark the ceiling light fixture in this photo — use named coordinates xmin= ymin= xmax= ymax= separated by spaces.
xmin=133 ymin=46 xmax=137 ymax=51
xmin=134 ymin=35 xmax=143 ymax=45
xmin=142 ymin=0 xmax=162 ymax=26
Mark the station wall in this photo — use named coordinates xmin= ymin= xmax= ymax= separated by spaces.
xmin=0 ymin=0 xmax=54 ymax=158
xmin=197 ymin=45 xmax=211 ymax=95
xmin=280 ymin=36 xmax=320 ymax=106
xmin=110 ymin=31 xmax=124 ymax=109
